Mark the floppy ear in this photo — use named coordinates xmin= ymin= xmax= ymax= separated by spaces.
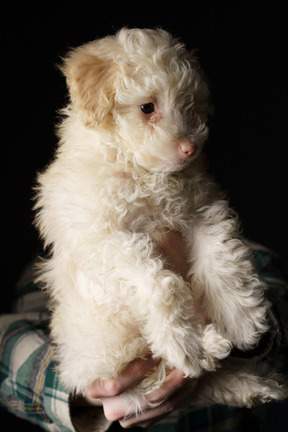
xmin=60 ymin=43 xmax=117 ymax=128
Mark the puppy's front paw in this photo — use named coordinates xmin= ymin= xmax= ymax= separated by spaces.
xmin=200 ymin=324 xmax=232 ymax=371
xmin=150 ymin=324 xmax=204 ymax=378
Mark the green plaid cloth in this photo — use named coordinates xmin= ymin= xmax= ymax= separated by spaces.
xmin=1 ymin=243 xmax=287 ymax=432
xmin=0 ymin=314 xmax=74 ymax=431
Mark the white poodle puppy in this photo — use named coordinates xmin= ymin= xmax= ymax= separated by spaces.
xmin=34 ymin=28 xmax=286 ymax=411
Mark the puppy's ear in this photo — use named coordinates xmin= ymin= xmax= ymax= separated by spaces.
xmin=60 ymin=44 xmax=117 ymax=128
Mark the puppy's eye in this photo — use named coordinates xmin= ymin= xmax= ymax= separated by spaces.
xmin=140 ymin=103 xmax=155 ymax=114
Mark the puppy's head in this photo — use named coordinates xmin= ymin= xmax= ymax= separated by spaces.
xmin=61 ymin=28 xmax=212 ymax=172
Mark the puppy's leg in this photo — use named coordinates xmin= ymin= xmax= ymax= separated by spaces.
xmin=189 ymin=361 xmax=287 ymax=407
xmin=188 ymin=201 xmax=269 ymax=350
xmin=95 ymin=231 xmax=211 ymax=378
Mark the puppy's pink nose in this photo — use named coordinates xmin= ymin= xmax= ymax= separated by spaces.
xmin=178 ymin=139 xmax=197 ymax=159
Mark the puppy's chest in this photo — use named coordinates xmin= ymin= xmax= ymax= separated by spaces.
xmin=108 ymin=175 xmax=193 ymax=231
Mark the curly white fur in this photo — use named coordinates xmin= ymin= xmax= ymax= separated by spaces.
xmin=34 ymin=28 xmax=286 ymax=411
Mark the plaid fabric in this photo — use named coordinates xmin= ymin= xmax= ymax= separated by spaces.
xmin=0 ymin=313 xmax=74 ymax=431
xmin=0 ymin=244 xmax=287 ymax=432
xmin=0 ymin=262 xmax=75 ymax=431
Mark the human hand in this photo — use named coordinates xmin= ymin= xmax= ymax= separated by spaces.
xmin=73 ymin=356 xmax=198 ymax=428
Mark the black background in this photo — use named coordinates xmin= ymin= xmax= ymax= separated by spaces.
xmin=1 ymin=1 xmax=287 ymax=430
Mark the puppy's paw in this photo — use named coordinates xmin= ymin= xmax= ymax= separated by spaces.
xmin=200 ymin=324 xmax=232 ymax=371
xmin=151 ymin=325 xmax=204 ymax=378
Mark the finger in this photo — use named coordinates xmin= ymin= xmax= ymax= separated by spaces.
xmin=101 ymin=394 xmax=139 ymax=422
xmin=119 ymin=401 xmax=174 ymax=428
xmin=88 ymin=355 xmax=159 ymax=398
xmin=120 ymin=375 xmax=199 ymax=428
xmin=118 ymin=370 xmax=186 ymax=427
xmin=101 ymin=368 xmax=186 ymax=421
xmin=145 ymin=368 xmax=187 ymax=404
xmin=102 ymin=369 xmax=189 ymax=424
